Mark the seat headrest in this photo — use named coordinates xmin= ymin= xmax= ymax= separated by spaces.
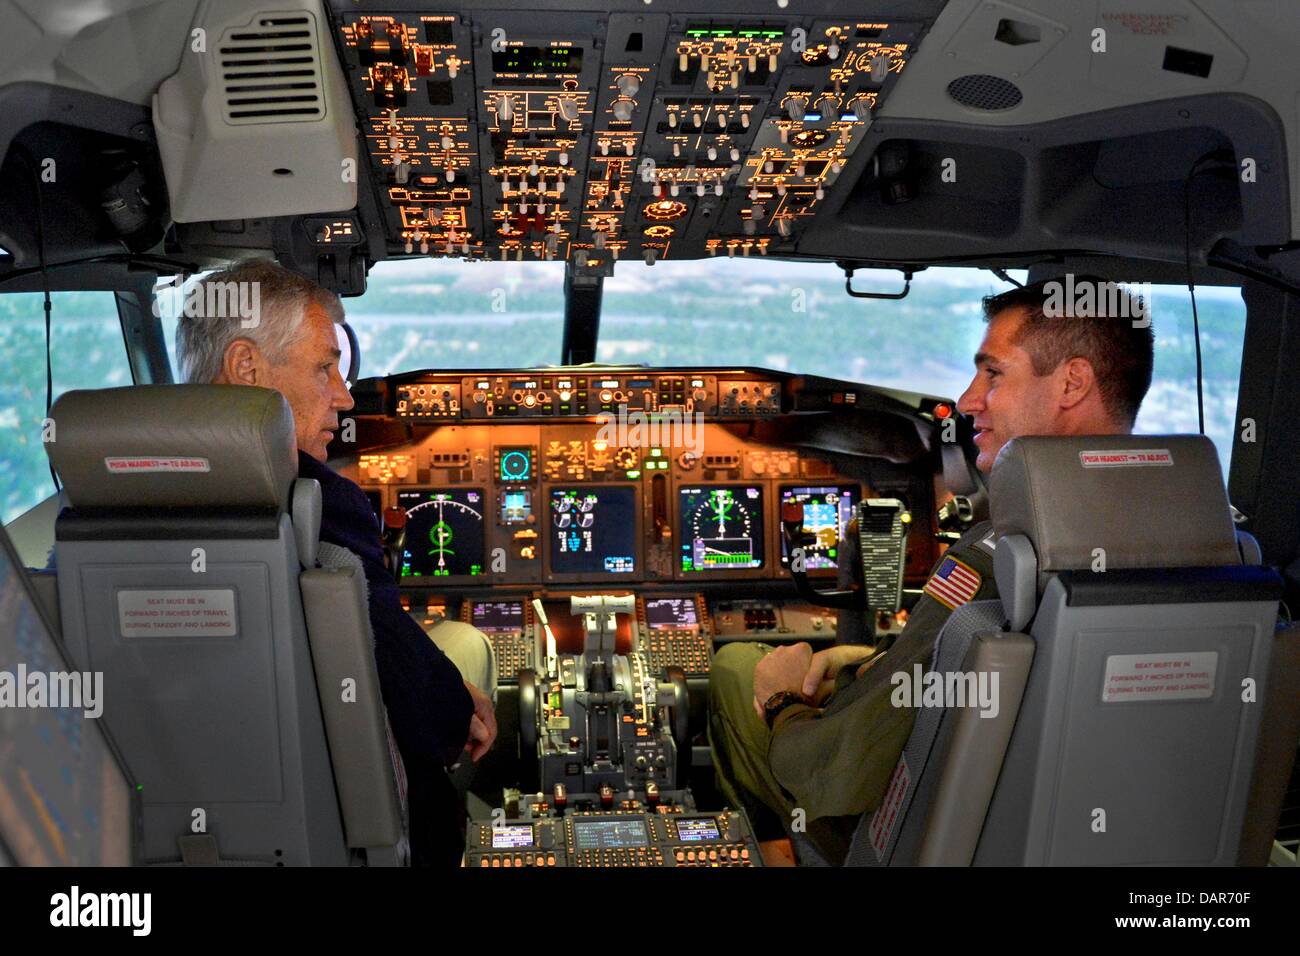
xmin=46 ymin=385 xmax=298 ymax=511
xmin=990 ymin=434 xmax=1240 ymax=573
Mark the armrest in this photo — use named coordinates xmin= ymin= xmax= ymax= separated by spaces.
xmin=916 ymin=630 xmax=1035 ymax=866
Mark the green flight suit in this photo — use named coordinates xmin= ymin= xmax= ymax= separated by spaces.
xmin=708 ymin=520 xmax=998 ymax=855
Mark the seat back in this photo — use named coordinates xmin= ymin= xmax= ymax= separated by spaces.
xmin=850 ymin=435 xmax=1288 ymax=866
xmin=46 ymin=385 xmax=349 ymax=865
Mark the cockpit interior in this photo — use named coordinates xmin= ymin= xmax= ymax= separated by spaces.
xmin=1 ymin=0 xmax=1299 ymax=883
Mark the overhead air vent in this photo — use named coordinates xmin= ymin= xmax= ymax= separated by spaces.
xmin=994 ymin=18 xmax=1041 ymax=46
xmin=219 ymin=12 xmax=326 ymax=124
xmin=946 ymin=74 xmax=1023 ymax=112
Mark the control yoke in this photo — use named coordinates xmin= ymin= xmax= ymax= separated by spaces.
xmin=780 ymin=500 xmax=864 ymax=610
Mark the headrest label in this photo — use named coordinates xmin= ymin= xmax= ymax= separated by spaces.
xmin=1079 ymin=449 xmax=1173 ymax=468
xmin=104 ymin=457 xmax=211 ymax=474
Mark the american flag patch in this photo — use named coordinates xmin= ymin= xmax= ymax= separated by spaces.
xmin=923 ymin=555 xmax=982 ymax=610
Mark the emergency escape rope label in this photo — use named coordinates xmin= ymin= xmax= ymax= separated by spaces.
xmin=117 ymin=590 xmax=237 ymax=637
xmin=1101 ymin=651 xmax=1218 ymax=702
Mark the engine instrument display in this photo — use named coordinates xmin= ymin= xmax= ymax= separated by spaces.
xmin=779 ymin=484 xmax=859 ymax=570
xmin=549 ymin=486 xmax=638 ymax=576
xmin=397 ymin=488 xmax=486 ymax=578
xmin=679 ymin=486 xmax=765 ymax=572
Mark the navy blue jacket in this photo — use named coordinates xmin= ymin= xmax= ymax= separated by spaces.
xmin=298 ymin=452 xmax=473 ymax=864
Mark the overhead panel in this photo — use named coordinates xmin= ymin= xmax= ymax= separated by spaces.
xmin=330 ymin=9 xmax=925 ymax=264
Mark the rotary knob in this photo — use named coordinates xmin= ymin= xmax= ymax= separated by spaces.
xmin=612 ymin=98 xmax=635 ymax=122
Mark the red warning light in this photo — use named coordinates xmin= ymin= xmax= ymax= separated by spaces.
xmin=934 ymin=403 xmax=953 ymax=419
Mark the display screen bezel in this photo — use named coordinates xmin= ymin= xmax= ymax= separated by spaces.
xmin=675 ymin=483 xmax=769 ymax=578
xmin=778 ymin=483 xmax=861 ymax=576
xmin=395 ymin=486 xmax=489 ymax=582
xmin=543 ymin=482 xmax=644 ymax=584
xmin=571 ymin=817 xmax=650 ymax=850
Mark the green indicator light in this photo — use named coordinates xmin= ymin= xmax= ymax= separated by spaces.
xmin=651 ymin=448 xmax=662 ymax=456
xmin=627 ymin=470 xmax=641 ymax=478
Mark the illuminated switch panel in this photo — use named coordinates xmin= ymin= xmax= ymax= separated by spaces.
xmin=361 ymin=454 xmax=416 ymax=483
xmin=718 ymin=381 xmax=781 ymax=416
xmin=747 ymin=449 xmax=799 ymax=477
xmin=396 ymin=382 xmax=460 ymax=419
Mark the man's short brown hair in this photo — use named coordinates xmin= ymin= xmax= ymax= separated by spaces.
xmin=982 ymin=275 xmax=1155 ymax=427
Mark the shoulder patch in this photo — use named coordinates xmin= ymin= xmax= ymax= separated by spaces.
xmin=923 ymin=555 xmax=982 ymax=611
xmin=977 ymin=533 xmax=997 ymax=555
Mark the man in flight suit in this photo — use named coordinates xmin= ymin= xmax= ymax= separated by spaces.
xmin=708 ymin=277 xmax=1155 ymax=861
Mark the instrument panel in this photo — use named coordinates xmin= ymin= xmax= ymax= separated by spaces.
xmin=326 ymin=8 xmax=926 ymax=263
xmin=352 ymin=425 xmax=871 ymax=586
xmin=346 ymin=366 xmax=945 ymax=673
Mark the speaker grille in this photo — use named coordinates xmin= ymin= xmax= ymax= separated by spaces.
xmin=219 ymin=12 xmax=325 ymax=125
xmin=946 ymin=74 xmax=1022 ymax=111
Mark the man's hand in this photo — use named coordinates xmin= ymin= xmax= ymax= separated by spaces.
xmin=463 ymin=680 xmax=497 ymax=762
xmin=800 ymin=645 xmax=876 ymax=705
xmin=751 ymin=642 xmax=814 ymax=719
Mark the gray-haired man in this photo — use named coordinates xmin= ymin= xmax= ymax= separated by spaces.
xmin=175 ymin=258 xmax=494 ymax=866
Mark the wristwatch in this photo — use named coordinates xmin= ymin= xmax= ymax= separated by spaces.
xmin=763 ymin=690 xmax=807 ymax=729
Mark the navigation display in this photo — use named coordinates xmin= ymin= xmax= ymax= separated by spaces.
xmin=397 ymin=488 xmax=486 ymax=578
xmin=780 ymin=484 xmax=859 ymax=570
xmin=679 ymin=485 xmax=765 ymax=572
xmin=645 ymin=597 xmax=700 ymax=630
xmin=549 ymin=486 xmax=637 ymax=576
xmin=471 ymin=600 xmax=524 ymax=634
xmin=572 ymin=818 xmax=649 ymax=850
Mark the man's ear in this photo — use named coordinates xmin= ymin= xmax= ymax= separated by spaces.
xmin=1058 ymin=356 xmax=1096 ymax=411
xmin=221 ymin=338 xmax=264 ymax=387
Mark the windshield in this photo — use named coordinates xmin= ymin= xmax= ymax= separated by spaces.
xmin=345 ymin=260 xmax=566 ymax=375
xmin=161 ymin=259 xmax=1245 ymax=478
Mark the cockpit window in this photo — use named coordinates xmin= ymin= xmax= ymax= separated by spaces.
xmin=344 ymin=259 xmax=567 ymax=374
xmin=1138 ymin=285 xmax=1245 ymax=477
xmin=597 ymin=262 xmax=1023 ymax=397
xmin=0 ymin=292 xmax=129 ymax=524
xmin=597 ymin=262 xmax=1246 ymax=474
